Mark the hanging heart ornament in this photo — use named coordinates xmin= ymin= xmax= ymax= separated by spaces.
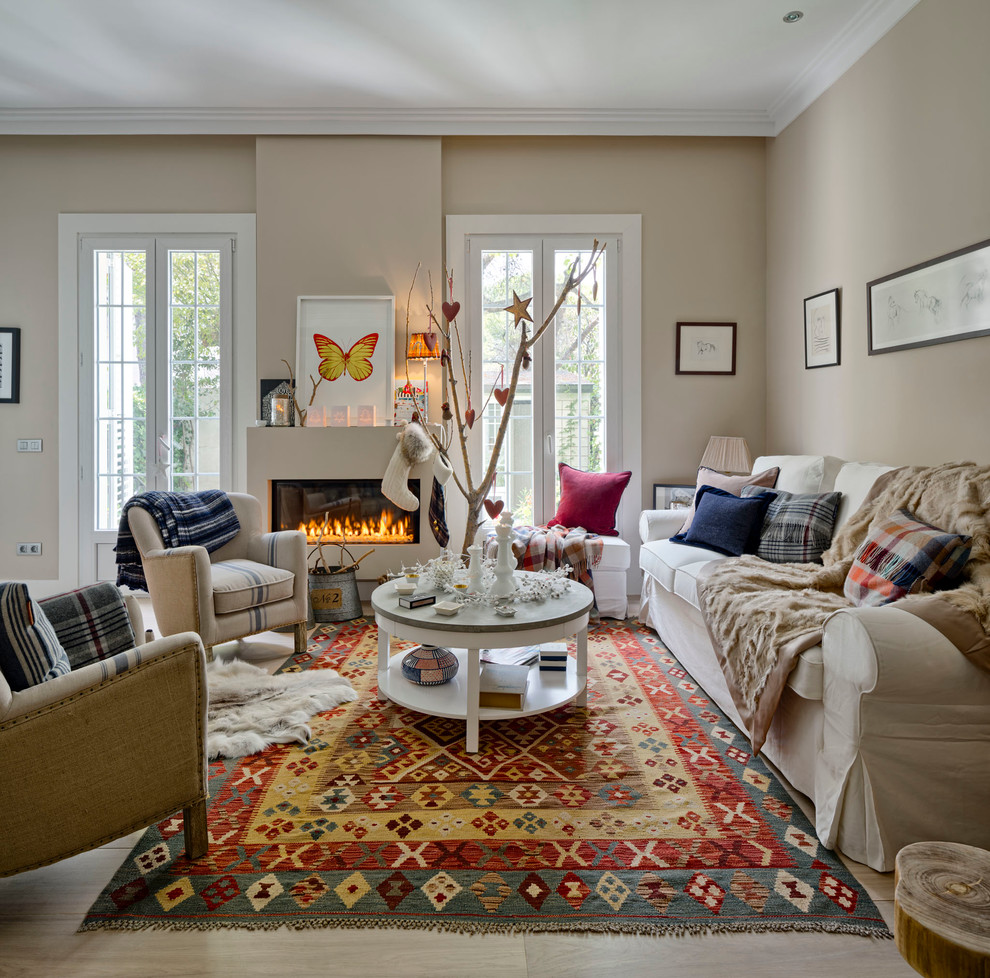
xmin=423 ymin=331 xmax=439 ymax=352
xmin=484 ymin=498 xmax=504 ymax=520
xmin=464 ymin=408 xmax=476 ymax=428
xmin=493 ymin=387 xmax=509 ymax=406
xmin=441 ymin=300 xmax=461 ymax=322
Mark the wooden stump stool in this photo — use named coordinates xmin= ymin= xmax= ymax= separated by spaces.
xmin=894 ymin=841 xmax=990 ymax=978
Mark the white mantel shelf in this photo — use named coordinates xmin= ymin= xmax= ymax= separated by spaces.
xmin=246 ymin=425 xmax=458 ymax=587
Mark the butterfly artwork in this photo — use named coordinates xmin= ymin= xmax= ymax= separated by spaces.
xmin=313 ymin=333 xmax=379 ymax=382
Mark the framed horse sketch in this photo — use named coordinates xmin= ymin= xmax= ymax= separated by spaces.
xmin=675 ymin=322 xmax=736 ymax=375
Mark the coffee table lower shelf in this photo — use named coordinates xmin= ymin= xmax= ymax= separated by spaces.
xmin=380 ymin=649 xmax=585 ymax=723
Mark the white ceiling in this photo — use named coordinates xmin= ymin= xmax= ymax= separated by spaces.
xmin=0 ymin=0 xmax=919 ymax=136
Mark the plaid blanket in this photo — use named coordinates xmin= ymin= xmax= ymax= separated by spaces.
xmin=115 ymin=490 xmax=241 ymax=592
xmin=484 ymin=524 xmax=604 ymax=602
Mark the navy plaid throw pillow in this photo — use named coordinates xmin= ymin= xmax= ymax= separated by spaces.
xmin=742 ymin=486 xmax=842 ymax=563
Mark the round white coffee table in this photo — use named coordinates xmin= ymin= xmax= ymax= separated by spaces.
xmin=371 ymin=572 xmax=594 ymax=752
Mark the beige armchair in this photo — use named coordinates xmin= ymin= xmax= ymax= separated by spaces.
xmin=0 ymin=598 xmax=208 ymax=877
xmin=127 ymin=491 xmax=309 ymax=660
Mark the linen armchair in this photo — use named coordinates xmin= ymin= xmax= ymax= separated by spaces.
xmin=0 ymin=596 xmax=208 ymax=877
xmin=127 ymin=491 xmax=309 ymax=660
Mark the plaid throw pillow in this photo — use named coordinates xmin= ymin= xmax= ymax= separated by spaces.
xmin=0 ymin=582 xmax=72 ymax=691
xmin=39 ymin=583 xmax=136 ymax=670
xmin=843 ymin=509 xmax=972 ymax=607
xmin=742 ymin=486 xmax=842 ymax=563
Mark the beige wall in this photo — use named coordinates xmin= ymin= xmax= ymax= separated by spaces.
xmin=766 ymin=0 xmax=990 ymax=466
xmin=442 ymin=136 xmax=768 ymax=509
xmin=0 ymin=137 xmax=256 ymax=581
xmin=255 ymin=136 xmax=443 ymax=395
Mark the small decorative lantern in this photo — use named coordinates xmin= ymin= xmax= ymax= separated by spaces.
xmin=271 ymin=394 xmax=291 ymax=427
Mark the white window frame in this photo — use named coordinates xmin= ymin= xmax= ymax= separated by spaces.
xmin=446 ymin=214 xmax=642 ymax=592
xmin=54 ymin=213 xmax=256 ymax=595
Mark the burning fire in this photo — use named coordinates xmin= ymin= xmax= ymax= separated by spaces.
xmin=298 ymin=512 xmax=414 ymax=545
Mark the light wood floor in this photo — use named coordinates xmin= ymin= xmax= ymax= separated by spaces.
xmin=0 ymin=612 xmax=916 ymax=978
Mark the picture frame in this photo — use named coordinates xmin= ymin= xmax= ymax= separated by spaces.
xmin=0 ymin=326 xmax=21 ymax=404
xmin=868 ymin=237 xmax=990 ymax=355
xmin=653 ymin=483 xmax=695 ymax=510
xmin=296 ymin=296 xmax=395 ymax=423
xmin=804 ymin=288 xmax=841 ymax=368
xmin=675 ymin=322 xmax=736 ymax=375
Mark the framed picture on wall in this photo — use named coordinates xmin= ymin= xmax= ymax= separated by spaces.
xmin=675 ymin=322 xmax=736 ymax=375
xmin=804 ymin=288 xmax=841 ymax=368
xmin=867 ymin=237 xmax=990 ymax=355
xmin=296 ymin=296 xmax=395 ymax=424
xmin=0 ymin=326 xmax=21 ymax=404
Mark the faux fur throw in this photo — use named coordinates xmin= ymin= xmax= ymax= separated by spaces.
xmin=206 ymin=659 xmax=357 ymax=759
xmin=697 ymin=461 xmax=990 ymax=752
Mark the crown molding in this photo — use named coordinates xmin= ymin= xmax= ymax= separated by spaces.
xmin=0 ymin=105 xmax=775 ymax=138
xmin=769 ymin=0 xmax=922 ymax=134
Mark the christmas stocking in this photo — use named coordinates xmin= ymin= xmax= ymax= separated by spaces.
xmin=429 ymin=452 xmax=453 ymax=547
xmin=381 ymin=421 xmax=435 ymax=511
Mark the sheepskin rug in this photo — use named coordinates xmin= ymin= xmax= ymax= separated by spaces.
xmin=206 ymin=658 xmax=358 ymax=759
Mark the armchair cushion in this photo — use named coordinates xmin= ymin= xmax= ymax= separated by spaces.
xmin=38 ymin=583 xmax=136 ymax=670
xmin=0 ymin=583 xmax=71 ymax=691
xmin=211 ymin=559 xmax=296 ymax=614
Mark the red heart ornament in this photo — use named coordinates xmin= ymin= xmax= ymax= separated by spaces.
xmin=423 ymin=332 xmax=439 ymax=352
xmin=441 ymin=300 xmax=461 ymax=322
xmin=484 ymin=498 xmax=504 ymax=520
xmin=493 ymin=387 xmax=509 ymax=406
xmin=464 ymin=408 xmax=476 ymax=428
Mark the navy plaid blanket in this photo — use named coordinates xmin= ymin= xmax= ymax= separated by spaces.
xmin=115 ymin=490 xmax=240 ymax=591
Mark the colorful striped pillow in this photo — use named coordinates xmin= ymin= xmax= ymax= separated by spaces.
xmin=843 ymin=509 xmax=972 ymax=607
xmin=0 ymin=582 xmax=72 ymax=691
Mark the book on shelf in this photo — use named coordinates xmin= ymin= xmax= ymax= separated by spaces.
xmin=480 ymin=645 xmax=539 ymax=667
xmin=478 ymin=662 xmax=529 ymax=710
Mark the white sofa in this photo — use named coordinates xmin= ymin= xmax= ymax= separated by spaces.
xmin=638 ymin=454 xmax=990 ymax=872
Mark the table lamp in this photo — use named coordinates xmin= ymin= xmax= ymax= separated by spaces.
xmin=406 ymin=331 xmax=441 ymax=417
xmin=700 ymin=435 xmax=753 ymax=475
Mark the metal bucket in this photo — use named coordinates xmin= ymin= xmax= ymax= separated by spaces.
xmin=308 ymin=547 xmax=362 ymax=622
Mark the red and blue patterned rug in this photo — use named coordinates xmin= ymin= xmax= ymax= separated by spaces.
xmin=80 ymin=618 xmax=890 ymax=937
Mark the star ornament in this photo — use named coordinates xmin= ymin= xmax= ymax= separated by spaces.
xmin=503 ymin=291 xmax=534 ymax=328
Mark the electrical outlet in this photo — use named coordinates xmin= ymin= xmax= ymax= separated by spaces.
xmin=16 ymin=439 xmax=43 ymax=452
xmin=16 ymin=543 xmax=42 ymax=556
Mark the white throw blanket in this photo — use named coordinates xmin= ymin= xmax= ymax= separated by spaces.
xmin=206 ymin=659 xmax=358 ymax=759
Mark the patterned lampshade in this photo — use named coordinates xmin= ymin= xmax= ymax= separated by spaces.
xmin=406 ymin=332 xmax=442 ymax=360
xmin=700 ymin=435 xmax=753 ymax=475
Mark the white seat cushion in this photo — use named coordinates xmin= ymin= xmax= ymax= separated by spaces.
xmin=752 ymin=454 xmax=845 ymax=494
xmin=639 ymin=539 xmax=725 ymax=591
xmin=594 ymin=535 xmax=631 ymax=572
xmin=212 ymin=559 xmax=295 ymax=614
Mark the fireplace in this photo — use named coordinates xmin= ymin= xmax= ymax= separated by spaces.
xmin=272 ymin=479 xmax=420 ymax=546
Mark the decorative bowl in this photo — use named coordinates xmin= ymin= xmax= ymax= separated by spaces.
xmin=401 ymin=645 xmax=459 ymax=685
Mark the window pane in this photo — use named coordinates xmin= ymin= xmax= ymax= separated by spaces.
xmin=171 ymin=419 xmax=194 ymax=478
xmin=197 ymin=363 xmax=220 ymax=417
xmin=197 ymin=251 xmax=220 ymax=305
xmin=170 ymin=251 xmax=197 ymax=306
xmin=197 ymin=418 xmax=220 ymax=474
xmin=171 ymin=307 xmax=196 ymax=361
xmin=198 ymin=307 xmax=220 ymax=361
xmin=482 ymin=250 xmax=534 ymax=516
xmin=171 ymin=363 xmax=195 ymax=418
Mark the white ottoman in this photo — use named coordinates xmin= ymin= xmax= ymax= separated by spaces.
xmin=590 ymin=536 xmax=630 ymax=618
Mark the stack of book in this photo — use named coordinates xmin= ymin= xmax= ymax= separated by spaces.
xmin=479 ymin=662 xmax=529 ymax=709
xmin=480 ymin=645 xmax=539 ymax=667
xmin=539 ymin=642 xmax=568 ymax=675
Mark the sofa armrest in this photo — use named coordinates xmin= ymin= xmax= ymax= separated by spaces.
xmin=639 ymin=509 xmax=687 ymax=543
xmin=142 ymin=545 xmax=214 ymax=640
xmin=815 ymin=606 xmax=990 ymax=870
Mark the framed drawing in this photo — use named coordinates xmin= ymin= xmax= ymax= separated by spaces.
xmin=676 ymin=322 xmax=736 ymax=375
xmin=653 ymin=483 xmax=695 ymax=510
xmin=296 ymin=296 xmax=395 ymax=423
xmin=804 ymin=288 xmax=841 ymax=368
xmin=0 ymin=326 xmax=21 ymax=404
xmin=868 ymin=237 xmax=990 ymax=355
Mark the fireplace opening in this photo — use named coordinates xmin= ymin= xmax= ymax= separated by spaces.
xmin=272 ymin=479 xmax=420 ymax=545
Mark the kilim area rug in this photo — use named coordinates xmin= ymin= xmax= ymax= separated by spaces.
xmin=80 ymin=618 xmax=890 ymax=937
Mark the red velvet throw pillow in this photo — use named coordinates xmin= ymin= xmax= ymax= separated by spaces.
xmin=546 ymin=463 xmax=632 ymax=536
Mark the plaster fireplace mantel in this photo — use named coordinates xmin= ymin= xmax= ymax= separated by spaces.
xmin=246 ymin=425 xmax=463 ymax=591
